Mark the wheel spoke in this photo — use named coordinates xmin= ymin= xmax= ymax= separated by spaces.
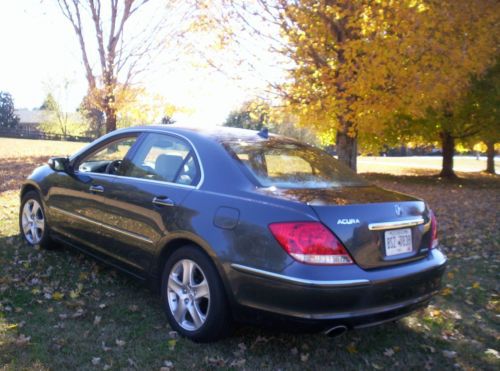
xmin=31 ymin=202 xmax=40 ymax=216
xmin=35 ymin=218 xmax=44 ymax=230
xmin=181 ymin=260 xmax=193 ymax=285
xmin=193 ymin=279 xmax=210 ymax=299
xmin=168 ymin=275 xmax=184 ymax=296
xmin=188 ymin=303 xmax=204 ymax=328
xmin=22 ymin=220 xmax=31 ymax=234
xmin=172 ymin=299 xmax=187 ymax=324
xmin=30 ymin=225 xmax=38 ymax=242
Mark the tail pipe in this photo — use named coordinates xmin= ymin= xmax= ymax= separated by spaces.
xmin=324 ymin=325 xmax=348 ymax=337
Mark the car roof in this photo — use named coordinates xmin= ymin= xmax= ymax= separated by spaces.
xmin=116 ymin=124 xmax=287 ymax=143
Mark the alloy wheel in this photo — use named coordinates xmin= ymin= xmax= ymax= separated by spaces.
xmin=21 ymin=199 xmax=45 ymax=245
xmin=167 ymin=259 xmax=211 ymax=331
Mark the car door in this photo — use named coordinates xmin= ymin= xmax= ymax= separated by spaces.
xmin=47 ymin=134 xmax=140 ymax=255
xmin=96 ymin=132 xmax=201 ymax=273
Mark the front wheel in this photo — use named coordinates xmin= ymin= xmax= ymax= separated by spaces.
xmin=19 ymin=191 xmax=53 ymax=249
xmin=161 ymin=245 xmax=231 ymax=342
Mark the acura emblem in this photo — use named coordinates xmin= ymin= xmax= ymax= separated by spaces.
xmin=394 ymin=204 xmax=402 ymax=216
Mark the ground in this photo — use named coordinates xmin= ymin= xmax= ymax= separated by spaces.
xmin=0 ymin=138 xmax=499 ymax=370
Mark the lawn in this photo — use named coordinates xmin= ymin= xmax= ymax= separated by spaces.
xmin=0 ymin=138 xmax=499 ymax=370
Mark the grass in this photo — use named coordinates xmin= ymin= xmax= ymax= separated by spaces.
xmin=0 ymin=138 xmax=499 ymax=370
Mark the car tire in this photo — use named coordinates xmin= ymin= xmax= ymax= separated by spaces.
xmin=161 ymin=245 xmax=231 ymax=342
xmin=19 ymin=191 xmax=53 ymax=249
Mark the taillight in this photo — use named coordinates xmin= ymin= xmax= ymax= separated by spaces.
xmin=430 ymin=210 xmax=438 ymax=249
xmin=268 ymin=222 xmax=353 ymax=265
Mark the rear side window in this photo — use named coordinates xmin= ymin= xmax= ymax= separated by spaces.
xmin=225 ymin=139 xmax=367 ymax=189
xmin=124 ymin=133 xmax=200 ymax=186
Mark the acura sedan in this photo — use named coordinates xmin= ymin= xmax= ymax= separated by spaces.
xmin=19 ymin=125 xmax=446 ymax=342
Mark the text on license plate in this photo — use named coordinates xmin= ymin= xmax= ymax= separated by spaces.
xmin=384 ymin=228 xmax=412 ymax=256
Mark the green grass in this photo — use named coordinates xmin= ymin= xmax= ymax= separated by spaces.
xmin=0 ymin=140 xmax=499 ymax=370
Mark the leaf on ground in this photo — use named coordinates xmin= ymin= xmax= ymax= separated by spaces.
xmin=167 ymin=339 xmax=177 ymax=350
xmin=15 ymin=334 xmax=31 ymax=346
xmin=442 ymin=350 xmax=457 ymax=359
xmin=484 ymin=349 xmax=499 ymax=359
xmin=52 ymin=292 xmax=64 ymax=301
xmin=384 ymin=348 xmax=395 ymax=357
xmin=346 ymin=343 xmax=358 ymax=354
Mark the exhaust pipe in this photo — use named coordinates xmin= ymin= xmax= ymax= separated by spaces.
xmin=324 ymin=325 xmax=348 ymax=337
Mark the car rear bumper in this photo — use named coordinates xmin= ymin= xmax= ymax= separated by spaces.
xmin=227 ymin=249 xmax=446 ymax=325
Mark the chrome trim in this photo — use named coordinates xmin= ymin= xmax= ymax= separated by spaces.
xmin=152 ymin=196 xmax=175 ymax=207
xmin=231 ymin=263 xmax=371 ymax=287
xmin=368 ymin=217 xmax=425 ymax=231
xmin=49 ymin=206 xmax=153 ymax=244
xmin=71 ymin=129 xmax=205 ymax=190
xmin=89 ymin=185 xmax=104 ymax=193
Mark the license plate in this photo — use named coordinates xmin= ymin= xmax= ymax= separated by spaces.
xmin=384 ymin=228 xmax=412 ymax=256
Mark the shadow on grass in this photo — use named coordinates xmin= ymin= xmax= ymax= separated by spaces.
xmin=1 ymin=234 xmax=499 ymax=370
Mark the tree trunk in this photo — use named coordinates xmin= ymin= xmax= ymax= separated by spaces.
xmin=439 ymin=130 xmax=456 ymax=178
xmin=105 ymin=108 xmax=117 ymax=133
xmin=336 ymin=129 xmax=358 ymax=172
xmin=485 ymin=140 xmax=496 ymax=174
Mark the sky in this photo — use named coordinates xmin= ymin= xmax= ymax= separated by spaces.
xmin=0 ymin=0 xmax=278 ymax=126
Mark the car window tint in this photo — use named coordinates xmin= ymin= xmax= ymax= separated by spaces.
xmin=125 ymin=133 xmax=199 ymax=185
xmin=225 ymin=139 xmax=367 ymax=189
xmin=78 ymin=137 xmax=137 ymax=174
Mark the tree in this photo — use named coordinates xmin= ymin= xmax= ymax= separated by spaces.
xmin=39 ymin=93 xmax=59 ymax=111
xmin=224 ymin=101 xmax=266 ymax=130
xmin=56 ymin=0 xmax=193 ymax=133
xmin=224 ymin=99 xmax=319 ymax=144
xmin=462 ymin=61 xmax=500 ymax=174
xmin=161 ymin=115 xmax=176 ymax=125
xmin=212 ymin=1 xmax=499 ymax=172
xmin=0 ymin=91 xmax=20 ymax=128
xmin=40 ymin=81 xmax=89 ymax=138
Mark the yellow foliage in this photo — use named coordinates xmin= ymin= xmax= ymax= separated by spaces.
xmin=274 ymin=0 xmax=499 ymax=140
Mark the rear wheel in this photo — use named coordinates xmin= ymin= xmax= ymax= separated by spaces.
xmin=19 ymin=191 xmax=52 ymax=249
xmin=161 ymin=245 xmax=231 ymax=342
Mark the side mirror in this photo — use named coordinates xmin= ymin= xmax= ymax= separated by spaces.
xmin=48 ymin=157 xmax=71 ymax=172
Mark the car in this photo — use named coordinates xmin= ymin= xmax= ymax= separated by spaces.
xmin=19 ymin=125 xmax=446 ymax=342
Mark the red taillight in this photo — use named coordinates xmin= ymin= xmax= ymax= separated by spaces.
xmin=268 ymin=222 xmax=353 ymax=265
xmin=430 ymin=211 xmax=438 ymax=249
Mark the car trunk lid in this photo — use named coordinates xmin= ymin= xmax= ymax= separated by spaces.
xmin=258 ymin=186 xmax=433 ymax=269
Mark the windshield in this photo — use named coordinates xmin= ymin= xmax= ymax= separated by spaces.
xmin=224 ymin=139 xmax=368 ymax=189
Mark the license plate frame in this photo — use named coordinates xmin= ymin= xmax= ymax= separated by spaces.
xmin=384 ymin=228 xmax=412 ymax=256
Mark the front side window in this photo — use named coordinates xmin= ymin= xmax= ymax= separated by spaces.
xmin=125 ymin=133 xmax=199 ymax=185
xmin=78 ymin=136 xmax=137 ymax=174
xmin=225 ymin=139 xmax=367 ymax=189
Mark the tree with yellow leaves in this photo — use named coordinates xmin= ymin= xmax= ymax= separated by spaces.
xmin=211 ymin=0 xmax=499 ymax=172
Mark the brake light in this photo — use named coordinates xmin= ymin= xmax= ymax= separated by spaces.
xmin=430 ymin=211 xmax=438 ymax=249
xmin=268 ymin=222 xmax=353 ymax=265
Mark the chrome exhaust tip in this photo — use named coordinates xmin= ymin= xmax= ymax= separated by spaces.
xmin=324 ymin=325 xmax=348 ymax=337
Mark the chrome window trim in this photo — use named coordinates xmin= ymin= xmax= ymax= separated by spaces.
xmin=368 ymin=218 xmax=425 ymax=231
xmin=72 ymin=129 xmax=205 ymax=190
xmin=49 ymin=206 xmax=153 ymax=244
xmin=231 ymin=263 xmax=371 ymax=287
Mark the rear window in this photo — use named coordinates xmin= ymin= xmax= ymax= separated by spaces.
xmin=224 ymin=139 xmax=367 ymax=189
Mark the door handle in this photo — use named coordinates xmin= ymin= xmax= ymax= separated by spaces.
xmin=152 ymin=196 xmax=175 ymax=207
xmin=89 ymin=185 xmax=104 ymax=193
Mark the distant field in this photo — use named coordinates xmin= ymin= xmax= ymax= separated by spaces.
xmin=0 ymin=138 xmax=87 ymax=160
xmin=358 ymin=156 xmax=498 ymax=175
xmin=0 ymin=137 xmax=496 ymax=175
